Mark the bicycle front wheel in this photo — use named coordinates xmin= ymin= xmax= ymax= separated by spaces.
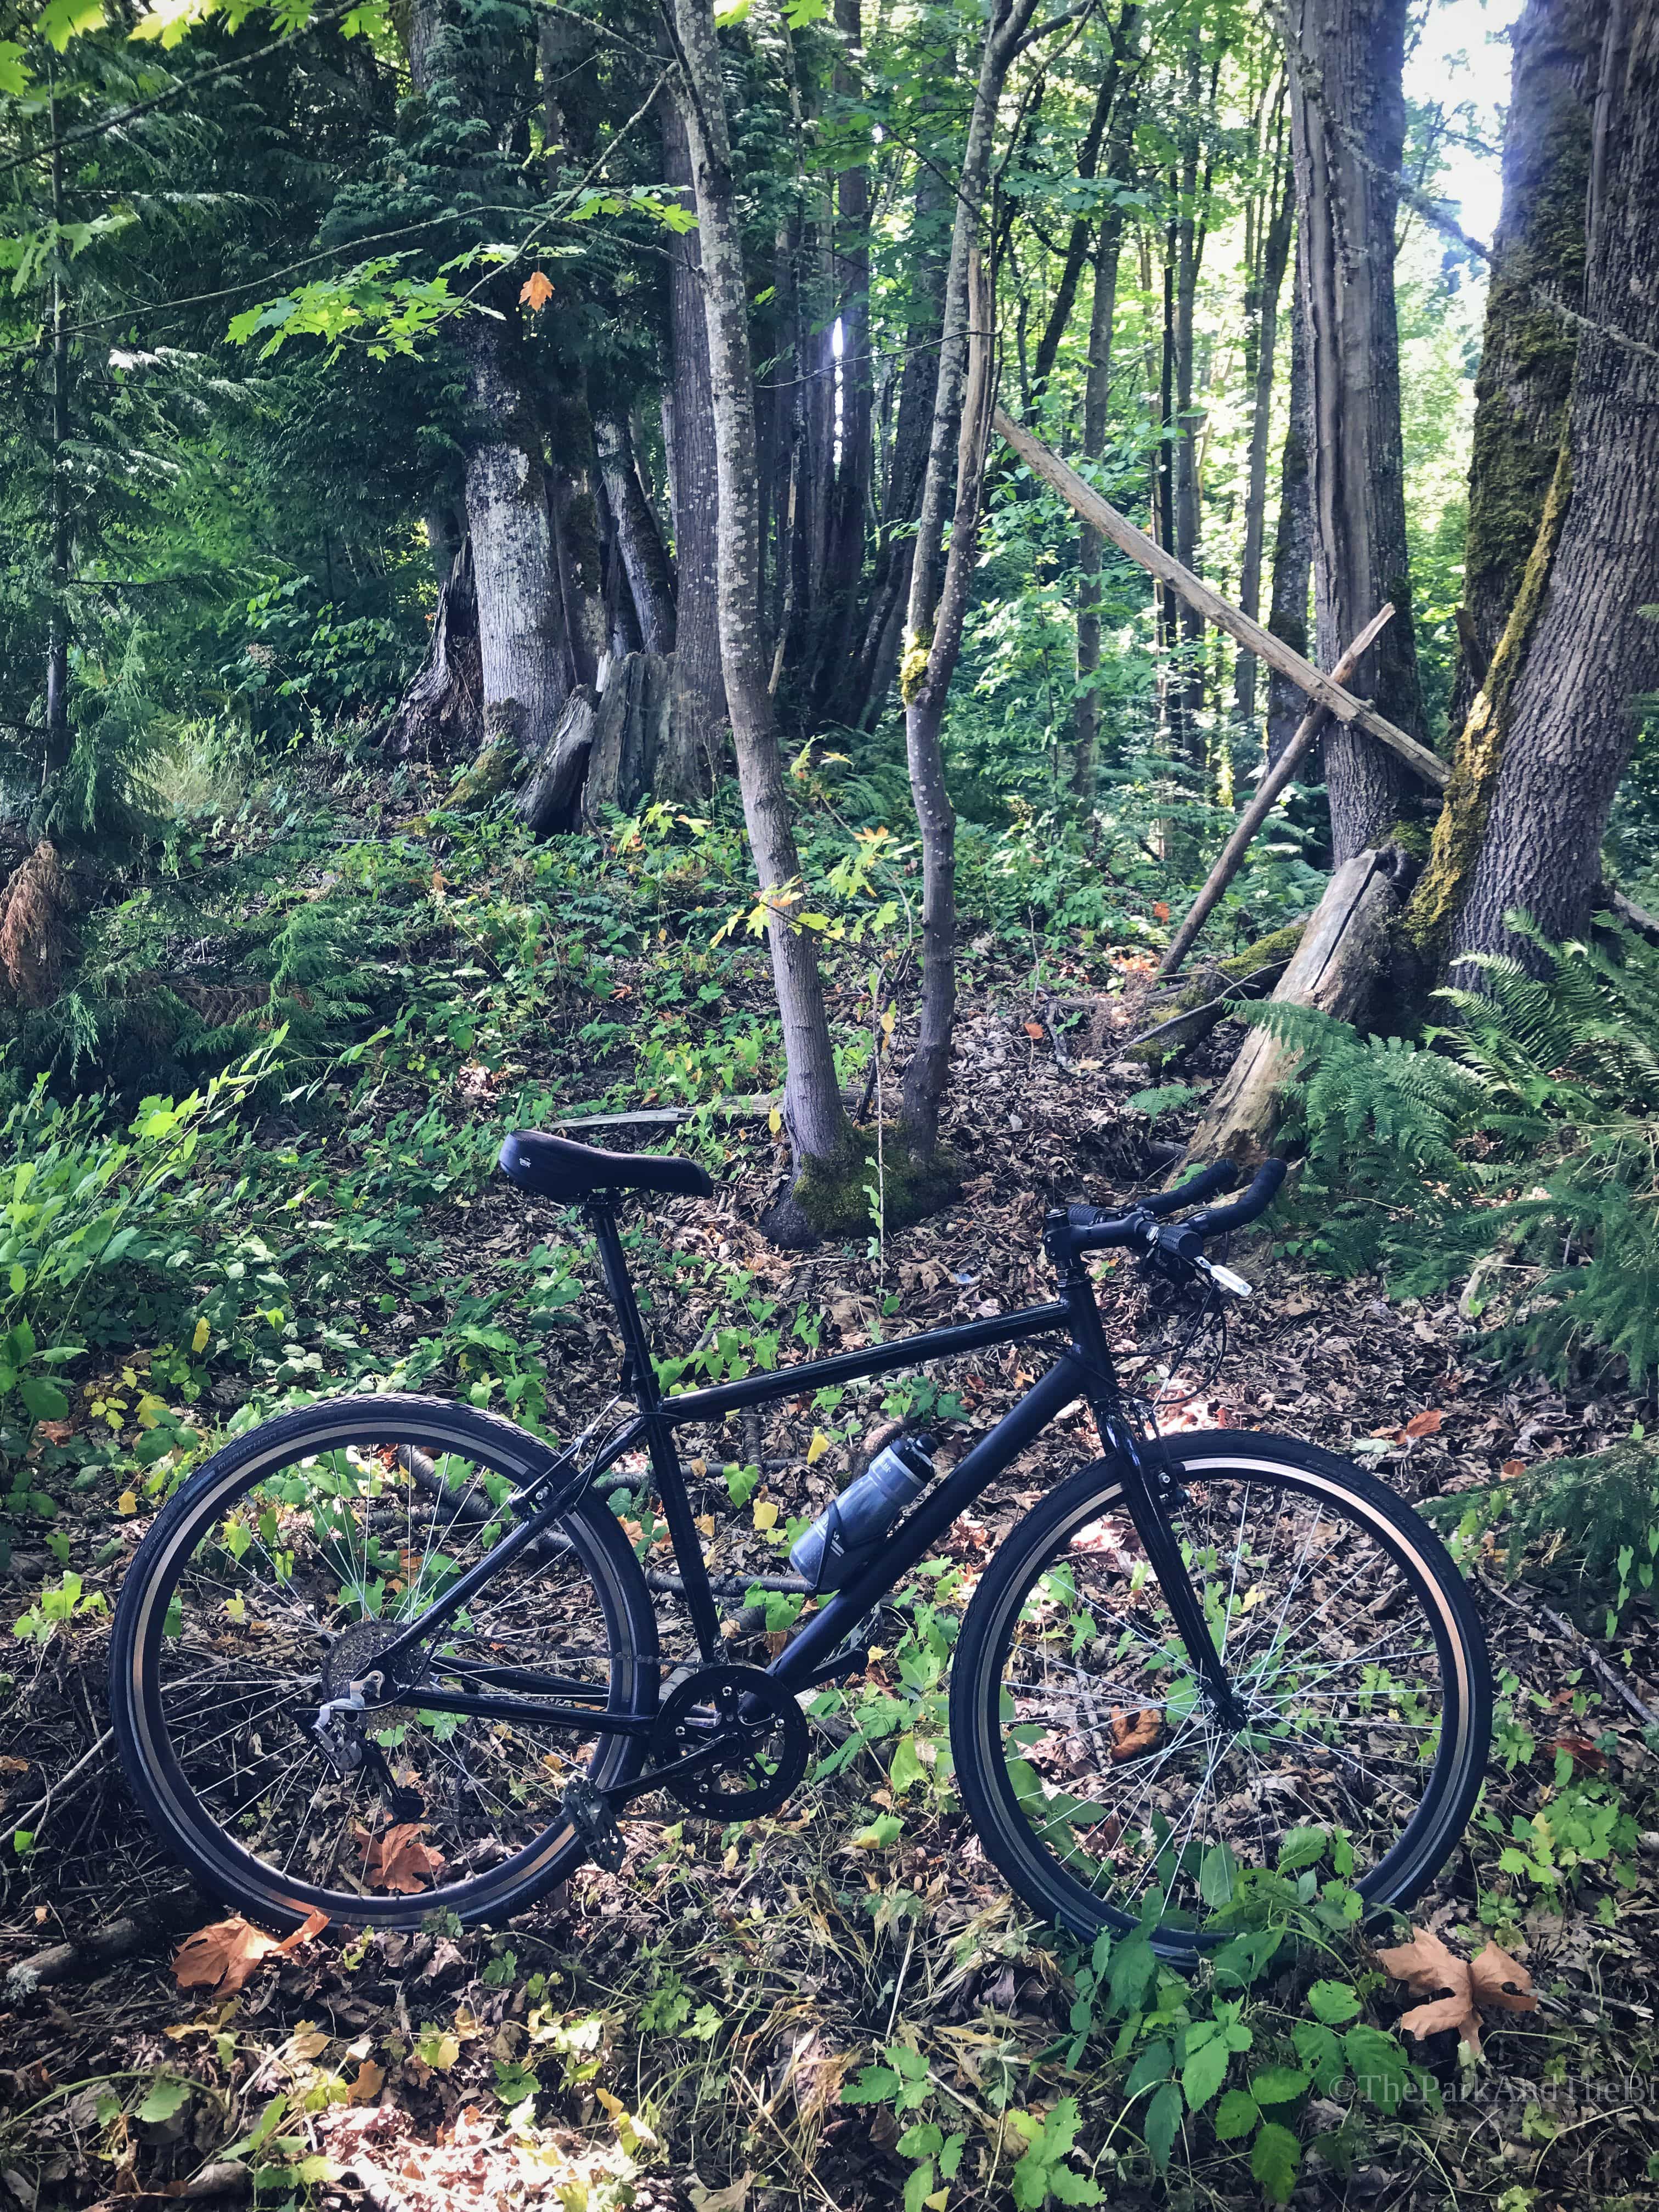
xmin=951 ymin=1432 xmax=1490 ymax=1953
xmin=110 ymin=1394 xmax=658 ymax=1932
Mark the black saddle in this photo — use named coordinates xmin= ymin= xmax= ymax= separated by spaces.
xmin=498 ymin=1128 xmax=715 ymax=1205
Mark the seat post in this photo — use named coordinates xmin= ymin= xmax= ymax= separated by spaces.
xmin=584 ymin=1199 xmax=659 ymax=1410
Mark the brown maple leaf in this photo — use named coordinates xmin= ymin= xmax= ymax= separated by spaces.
xmin=519 ymin=269 xmax=554 ymax=312
xmin=173 ymin=1905 xmax=328 ymax=1995
xmin=1108 ymin=1709 xmax=1162 ymax=1763
xmin=362 ymin=1821 xmax=445 ymax=1894
xmin=1376 ymin=1926 xmax=1536 ymax=2056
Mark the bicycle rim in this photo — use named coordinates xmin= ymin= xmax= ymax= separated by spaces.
xmin=955 ymin=1437 xmax=1489 ymax=1950
xmin=112 ymin=1397 xmax=656 ymax=1928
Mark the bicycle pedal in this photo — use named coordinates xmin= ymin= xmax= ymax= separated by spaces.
xmin=561 ymin=1774 xmax=626 ymax=1873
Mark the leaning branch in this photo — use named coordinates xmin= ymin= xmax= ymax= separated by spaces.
xmin=992 ymin=408 xmax=1449 ymax=793
xmin=1158 ymin=603 xmax=1396 ymax=977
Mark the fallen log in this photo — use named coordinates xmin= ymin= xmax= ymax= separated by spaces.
xmin=1180 ymin=846 xmax=1415 ymax=1165
xmin=1158 ymin=605 xmax=1397 ymax=979
xmin=994 ymin=409 xmax=1448 ymax=793
xmin=1123 ymin=944 xmax=1303 ymax=1071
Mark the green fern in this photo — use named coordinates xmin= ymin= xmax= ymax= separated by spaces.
xmin=1260 ymin=922 xmax=1659 ymax=1386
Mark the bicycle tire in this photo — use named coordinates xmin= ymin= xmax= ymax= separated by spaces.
xmin=110 ymin=1393 xmax=659 ymax=1933
xmin=950 ymin=1431 xmax=1491 ymax=1953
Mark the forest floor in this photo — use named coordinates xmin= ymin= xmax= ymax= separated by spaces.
xmin=2 ymin=778 xmax=1657 ymax=2212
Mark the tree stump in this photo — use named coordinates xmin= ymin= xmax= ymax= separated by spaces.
xmin=382 ymin=539 xmax=483 ymax=760
xmin=581 ymin=651 xmax=673 ymax=826
xmin=516 ymin=687 xmax=600 ymax=834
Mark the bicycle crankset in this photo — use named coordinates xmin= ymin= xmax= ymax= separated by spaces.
xmin=647 ymin=1663 xmax=809 ymax=1817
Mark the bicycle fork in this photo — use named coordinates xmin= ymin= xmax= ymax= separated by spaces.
xmin=1113 ymin=1446 xmax=1248 ymax=1730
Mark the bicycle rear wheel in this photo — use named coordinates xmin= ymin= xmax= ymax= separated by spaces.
xmin=951 ymin=1432 xmax=1490 ymax=1953
xmin=110 ymin=1394 xmax=658 ymax=1932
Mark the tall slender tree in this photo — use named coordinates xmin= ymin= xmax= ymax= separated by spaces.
xmin=669 ymin=0 xmax=853 ymax=1230
xmin=1283 ymin=0 xmax=1427 ymax=859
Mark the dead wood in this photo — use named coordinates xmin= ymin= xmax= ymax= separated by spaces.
xmin=382 ymin=538 xmax=483 ymax=760
xmin=1181 ymin=845 xmax=1414 ymax=1164
xmin=994 ymin=409 xmax=1448 ymax=792
xmin=1159 ymin=603 xmax=1396 ymax=978
xmin=0 ymin=840 xmax=78 ymax=1009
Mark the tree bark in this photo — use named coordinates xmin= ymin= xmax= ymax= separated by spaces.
xmin=1436 ymin=0 xmax=1659 ymax=972
xmin=1072 ymin=207 xmax=1127 ymax=797
xmin=460 ymin=315 xmax=569 ymax=757
xmin=43 ymin=84 xmax=72 ymax=781
xmin=1170 ymin=36 xmax=1208 ymax=761
xmin=1233 ymin=97 xmax=1293 ymax=732
xmin=1285 ymin=0 xmax=1427 ymax=859
xmin=595 ymin=414 xmax=677 ymax=656
xmin=661 ymin=87 xmax=728 ymax=798
xmin=1263 ymin=255 xmax=1313 ymax=766
xmin=1447 ymin=0 xmax=1602 ymax=735
xmin=670 ymin=0 xmax=851 ymax=1205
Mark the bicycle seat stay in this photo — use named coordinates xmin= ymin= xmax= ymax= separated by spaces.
xmin=499 ymin=1128 xmax=715 ymax=1204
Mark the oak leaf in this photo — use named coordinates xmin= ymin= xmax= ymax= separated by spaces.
xmin=1109 ymin=1708 xmax=1162 ymax=1763
xmin=362 ymin=1821 xmax=445 ymax=1894
xmin=520 ymin=269 xmax=554 ymax=311
xmin=173 ymin=1905 xmax=327 ymax=1995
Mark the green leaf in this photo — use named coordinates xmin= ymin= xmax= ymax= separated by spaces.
xmin=1276 ymin=1825 xmax=1329 ymax=1871
xmin=902 ymin=2161 xmax=934 ymax=2212
xmin=35 ymin=0 xmax=108 ymax=51
xmin=1123 ymin=2039 xmax=1171 ymax=2098
xmin=888 ymin=1731 xmax=926 ymax=1795
xmin=19 ymin=1374 xmax=69 ymax=1421
xmin=1250 ymin=2121 xmax=1301 ymax=2203
xmin=1181 ymin=2029 xmax=1233 ymax=2112
xmin=1305 ymin=1979 xmax=1361 ymax=2025
xmin=1108 ymin=1929 xmax=1156 ymax=2015
xmin=137 ymin=2076 xmax=192 ymax=2123
xmin=1212 ymin=2087 xmax=1258 ymax=2141
xmin=842 ymin=2065 xmax=901 ymax=2105
xmin=1142 ymin=2080 xmax=1183 ymax=2171
xmin=1248 ymin=2067 xmax=1310 ymax=2107
xmin=1291 ymin=2018 xmax=1344 ymax=2094
xmin=1344 ymin=2024 xmax=1410 ymax=2114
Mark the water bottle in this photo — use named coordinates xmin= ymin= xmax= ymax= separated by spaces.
xmin=790 ymin=1434 xmax=936 ymax=1592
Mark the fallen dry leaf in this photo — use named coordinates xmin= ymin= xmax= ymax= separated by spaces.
xmin=1547 ymin=1734 xmax=1609 ymax=1773
xmin=1023 ymin=1021 xmax=1045 ymax=1039
xmin=173 ymin=1905 xmax=328 ymax=1995
xmin=1500 ymin=1458 xmax=1527 ymax=1479
xmin=1401 ymin=1408 xmax=1444 ymax=1438
xmin=362 ymin=1822 xmax=445 ymax=1894
xmin=1376 ymin=1925 xmax=1536 ymax=2056
xmin=1109 ymin=1709 xmax=1162 ymax=1763
xmin=348 ymin=2060 xmax=386 ymax=2106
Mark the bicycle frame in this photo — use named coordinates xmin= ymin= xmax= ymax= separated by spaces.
xmin=366 ymin=1198 xmax=1236 ymax=1739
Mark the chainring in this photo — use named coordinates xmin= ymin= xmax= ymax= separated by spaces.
xmin=648 ymin=1663 xmax=809 ymax=1818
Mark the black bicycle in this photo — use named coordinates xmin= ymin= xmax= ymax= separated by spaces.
xmin=110 ymin=1133 xmax=1491 ymax=1955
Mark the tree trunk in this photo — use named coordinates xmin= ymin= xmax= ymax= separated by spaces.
xmin=1073 ymin=216 xmax=1123 ymax=798
xmin=1029 ymin=5 xmax=1142 ymax=408
xmin=1171 ymin=40 xmax=1207 ymax=763
xmin=837 ymin=151 xmax=948 ymax=729
xmin=661 ymin=88 xmax=728 ymax=799
xmin=671 ymin=0 xmax=852 ymax=1222
xmin=1447 ymin=0 xmax=1602 ymax=735
xmin=1263 ymin=254 xmax=1313 ymax=766
xmin=1233 ymin=103 xmax=1292 ymax=733
xmin=460 ymin=315 xmax=570 ymax=758
xmin=517 ymin=686 xmax=599 ymax=834
xmin=424 ymin=503 xmax=464 ymax=589
xmin=595 ymin=414 xmax=676 ymax=656
xmin=900 ymin=0 xmax=1042 ymax=1166
xmin=1432 ymin=0 xmax=1659 ymax=973
xmin=582 ymin=652 xmax=673 ymax=825
xmin=43 ymin=95 xmax=71 ymax=783
xmin=1285 ymin=0 xmax=1427 ymax=860
xmin=810 ymin=0 xmax=874 ymax=712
